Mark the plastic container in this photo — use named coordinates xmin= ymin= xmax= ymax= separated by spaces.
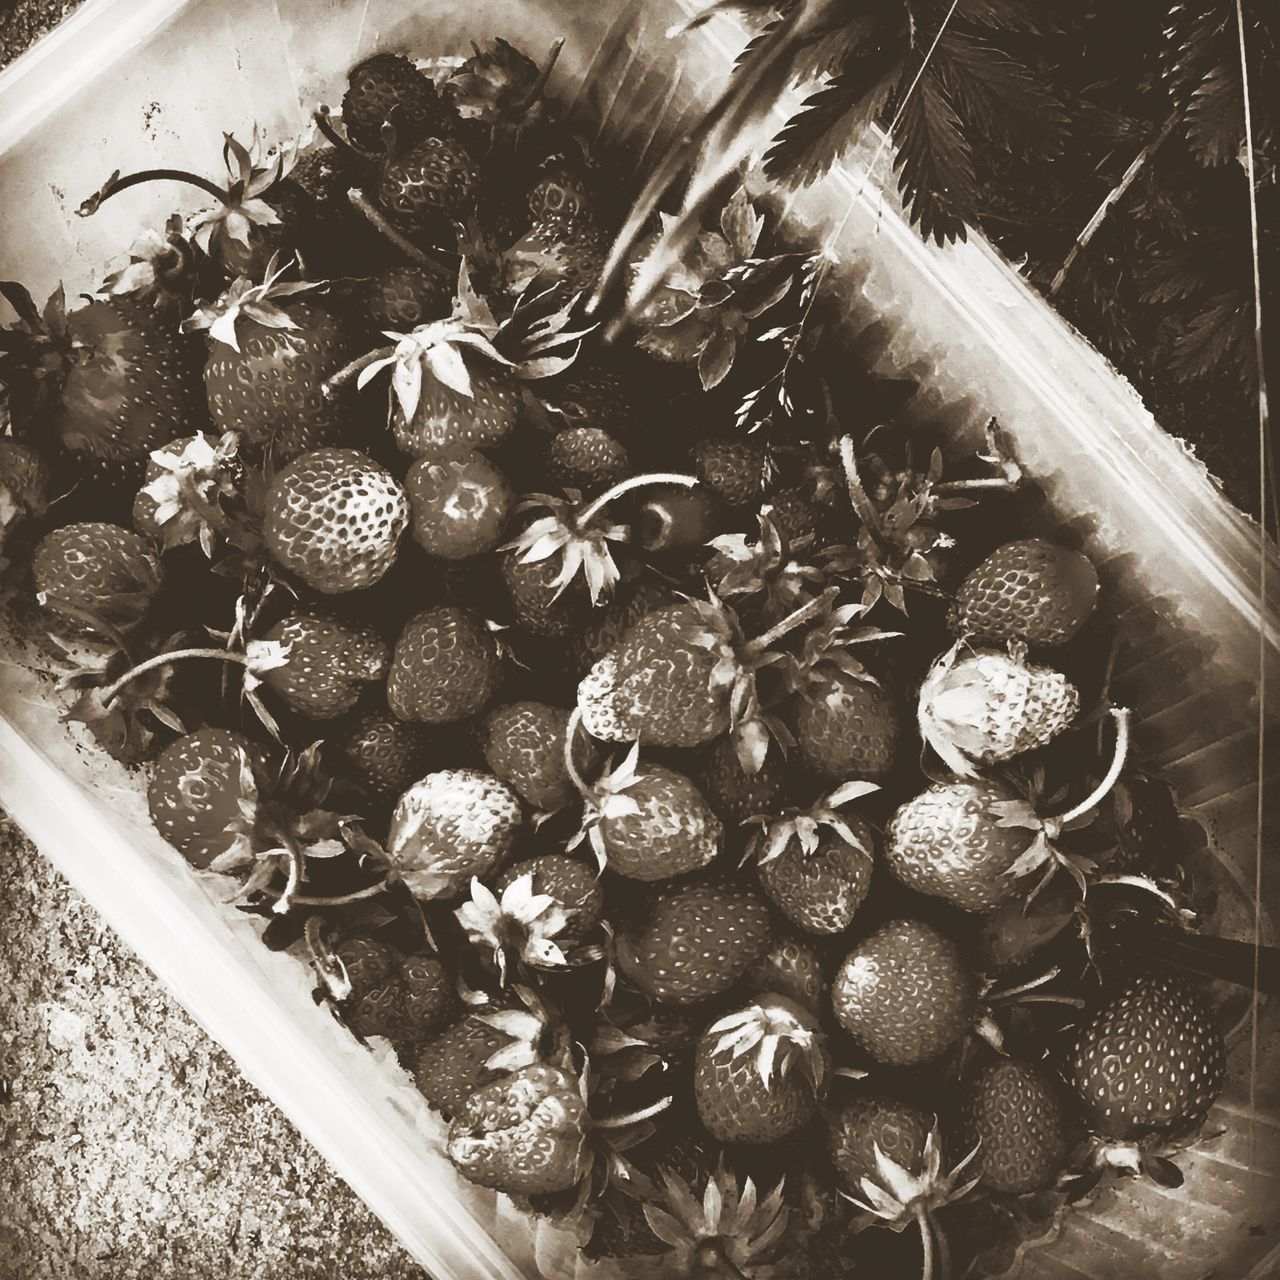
xmin=0 ymin=2 xmax=1276 ymax=1277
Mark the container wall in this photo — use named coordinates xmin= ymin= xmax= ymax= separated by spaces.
xmin=0 ymin=1 xmax=1276 ymax=1277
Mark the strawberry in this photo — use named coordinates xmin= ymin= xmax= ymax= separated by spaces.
xmin=259 ymin=613 xmax=389 ymax=719
xmin=406 ymin=451 xmax=513 ymax=559
xmin=617 ymin=878 xmax=772 ymax=1006
xmin=693 ymin=437 xmax=771 ymax=509
xmin=639 ymin=1165 xmax=788 ymax=1277
xmin=1 ymin=284 xmax=201 ymax=465
xmin=505 ymin=214 xmax=610 ymax=297
xmin=361 ymin=265 xmax=452 ymax=332
xmin=386 ymin=605 xmax=504 ymax=723
xmin=832 ymin=919 xmax=975 ymax=1067
xmin=635 ymin=484 xmax=720 ymax=555
xmin=263 ymin=448 xmax=410 ymax=594
xmin=573 ymin=746 xmax=723 ymax=882
xmin=950 ymin=539 xmax=1099 ymax=648
xmin=456 ymin=872 xmax=579 ymax=983
xmin=414 ymin=1003 xmax=534 ymax=1118
xmin=693 ymin=995 xmax=830 ymax=1143
xmin=501 ymin=547 xmax=587 ymax=637
xmin=493 ymin=854 xmax=604 ymax=945
xmin=547 ymin=426 xmax=628 ymax=495
xmin=386 ymin=768 xmax=523 ymax=898
xmin=571 ymin=579 xmax=675 ymax=676
xmin=791 ymin=671 xmax=903 ymax=782
xmin=917 ymin=644 xmax=1079 ymax=776
xmin=743 ymin=934 xmax=826 ymax=1012
xmin=147 ymin=728 xmax=259 ymax=869
xmin=885 ymin=779 xmax=1037 ymax=913
xmin=342 ymin=53 xmax=451 ymax=152
xmin=827 ymin=1094 xmax=931 ymax=1196
xmin=447 ymin=1063 xmax=587 ymax=1195
xmin=339 ymin=938 xmax=456 ymax=1046
xmin=696 ymin=735 xmax=787 ymax=828
xmin=365 ymin=318 xmax=522 ymax=459
xmin=959 ymin=1059 xmax=1068 ymax=1194
xmin=132 ymin=432 xmax=240 ymax=553
xmin=527 ymin=155 xmax=599 ymax=226
xmin=377 ymin=134 xmax=479 ymax=235
xmin=441 ymin=37 xmax=559 ymax=141
xmin=1067 ymin=973 xmax=1225 ymax=1143
xmin=186 ymin=269 xmax=357 ymax=460
xmin=766 ymin=487 xmax=824 ymax=549
xmin=482 ymin=701 xmax=594 ymax=812
xmin=752 ymin=783 xmax=879 ymax=936
xmin=33 ymin=522 xmax=161 ymax=632
xmin=543 ymin=361 xmax=638 ymax=441
xmin=337 ymin=711 xmax=439 ymax=799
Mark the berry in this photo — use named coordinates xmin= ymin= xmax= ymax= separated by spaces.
xmin=758 ymin=829 xmax=874 ymax=936
xmin=362 ymin=265 xmax=452 ymax=332
xmin=960 ymin=1059 xmax=1068 ymax=1194
xmin=378 ymin=135 xmax=479 ymax=233
xmin=32 ymin=522 xmax=161 ymax=631
xmin=263 ymin=448 xmax=409 ymax=594
xmin=693 ymin=437 xmax=770 ymax=508
xmin=494 ymin=854 xmax=604 ymax=944
xmin=406 ymin=451 xmax=513 ymax=560
xmin=743 ymin=934 xmax=826 ymax=1011
xmin=259 ymin=613 xmax=390 ymax=719
xmin=950 ymin=539 xmax=1099 ymax=648
xmin=482 ymin=701 xmax=591 ymax=812
xmin=696 ymin=736 xmax=787 ymax=828
xmin=338 ymin=712 xmax=439 ymax=799
xmin=342 ymin=53 xmax=449 ymax=152
xmin=387 ymin=605 xmax=504 ymax=723
xmin=832 ymin=919 xmax=975 ymax=1067
xmin=387 ymin=768 xmax=523 ymax=898
xmin=414 ymin=1010 xmax=513 ymax=1118
xmin=547 ymin=426 xmax=628 ymax=495
xmin=827 ymin=1095 xmax=931 ymax=1194
xmin=500 ymin=548 xmax=585 ymax=638
xmin=791 ymin=672 xmax=904 ymax=781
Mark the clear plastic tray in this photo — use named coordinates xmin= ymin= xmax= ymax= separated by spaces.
xmin=1 ymin=2 xmax=1276 ymax=1277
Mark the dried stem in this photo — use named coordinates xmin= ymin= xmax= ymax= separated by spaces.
xmin=347 ymin=189 xmax=446 ymax=274
xmin=576 ymin=472 xmax=698 ymax=528
xmin=1057 ymin=707 xmax=1131 ymax=826
xmin=100 ymin=647 xmax=247 ymax=707
xmin=78 ymin=168 xmax=230 ymax=216
xmin=747 ymin=585 xmax=839 ymax=654
xmin=323 ymin=345 xmax=397 ymax=398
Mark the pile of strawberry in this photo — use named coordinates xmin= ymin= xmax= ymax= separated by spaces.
xmin=0 ymin=37 xmax=1239 ymax=1280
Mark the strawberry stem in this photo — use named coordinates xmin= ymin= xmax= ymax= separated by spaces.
xmin=100 ymin=647 xmax=248 ymax=707
xmin=576 ymin=472 xmax=699 ymax=528
xmin=312 ymin=106 xmax=372 ymax=161
xmin=322 ymin=344 xmax=398 ymax=398
xmin=347 ymin=189 xmax=451 ymax=275
xmin=594 ymin=1095 xmax=673 ymax=1128
xmin=916 ymin=1208 xmax=936 ymax=1280
xmin=746 ymin=585 xmax=839 ymax=654
xmin=287 ymin=879 xmax=394 ymax=908
xmin=932 ymin=477 xmax=1018 ymax=494
xmin=77 ymin=169 xmax=231 ymax=217
xmin=1056 ymin=707 xmax=1131 ymax=826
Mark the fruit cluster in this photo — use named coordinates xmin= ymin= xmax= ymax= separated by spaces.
xmin=0 ymin=36 xmax=1234 ymax=1279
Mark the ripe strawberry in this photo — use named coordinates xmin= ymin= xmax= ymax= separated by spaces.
xmin=576 ymin=601 xmax=736 ymax=749
xmin=505 ymin=213 xmax=610 ymax=296
xmin=263 ymin=448 xmax=410 ymax=594
xmin=543 ymin=361 xmax=638 ymax=440
xmin=574 ymin=748 xmax=723 ymax=881
xmin=527 ymin=157 xmax=597 ymax=226
xmin=1 ymin=285 xmax=201 ymax=465
xmin=791 ymin=671 xmax=903 ymax=782
xmin=635 ymin=484 xmax=720 ymax=555
xmin=493 ymin=854 xmax=604 ymax=944
xmin=373 ymin=320 xmax=523 ymax=459
xmin=547 ymin=426 xmax=628 ymax=494
xmin=500 ymin=547 xmax=587 ymax=638
xmin=147 ymin=728 xmax=258 ymax=869
xmin=342 ymin=53 xmax=451 ymax=152
xmin=338 ymin=938 xmax=455 ymax=1045
xmin=617 ymin=878 xmax=772 ymax=1006
xmin=361 ymin=265 xmax=453 ymax=333
xmin=950 ymin=539 xmax=1099 ymax=648
xmin=378 ymin=134 xmax=479 ymax=234
xmin=764 ymin=486 xmax=822 ymax=548
xmin=1067 ymin=973 xmax=1225 ymax=1142
xmin=386 ymin=605 xmax=503 ymax=723
xmin=832 ymin=919 xmax=975 ymax=1067
xmin=571 ymin=579 xmax=674 ymax=674
xmin=482 ymin=701 xmax=593 ymax=811
xmin=753 ymin=788 xmax=878 ymax=936
xmin=743 ymin=934 xmax=825 ymax=1012
xmin=414 ymin=1004 xmax=526 ymax=1117
xmin=959 ymin=1059 xmax=1068 ymax=1194
xmin=693 ymin=437 xmax=771 ymax=508
xmin=259 ymin=613 xmax=390 ymax=718
xmin=406 ymin=451 xmax=513 ymax=559
xmin=696 ymin=735 xmax=787 ymax=828
xmin=918 ymin=645 xmax=1079 ymax=776
xmin=32 ymin=522 xmax=161 ymax=631
xmin=441 ymin=37 xmax=556 ymax=140
xmin=885 ymin=779 xmax=1036 ymax=912
xmin=187 ymin=273 xmax=357 ymax=460
xmin=447 ymin=1064 xmax=587 ymax=1195
xmin=338 ymin=712 xmax=439 ymax=799
xmin=387 ymin=768 xmax=523 ymax=898
xmin=827 ymin=1094 xmax=931 ymax=1195
xmin=694 ymin=995 xmax=830 ymax=1143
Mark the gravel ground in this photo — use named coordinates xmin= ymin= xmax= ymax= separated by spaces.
xmin=0 ymin=819 xmax=431 ymax=1280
